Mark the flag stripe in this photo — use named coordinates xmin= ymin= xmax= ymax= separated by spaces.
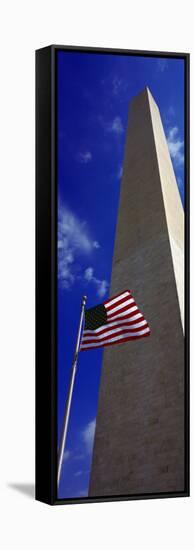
xmin=82 ymin=319 xmax=147 ymax=337
xmin=81 ymin=323 xmax=149 ymax=342
xmin=103 ymin=290 xmax=130 ymax=308
xmin=84 ymin=313 xmax=144 ymax=334
xmin=107 ymin=305 xmax=138 ymax=320
xmin=104 ymin=293 xmax=131 ymax=312
xmin=105 ymin=297 xmax=135 ymax=316
xmin=106 ymin=311 xmax=143 ymax=325
xmin=81 ymin=327 xmax=150 ymax=349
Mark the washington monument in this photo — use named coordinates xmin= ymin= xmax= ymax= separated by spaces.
xmin=89 ymin=87 xmax=184 ymax=496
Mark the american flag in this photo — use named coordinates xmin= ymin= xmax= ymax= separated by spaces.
xmin=80 ymin=289 xmax=150 ymax=351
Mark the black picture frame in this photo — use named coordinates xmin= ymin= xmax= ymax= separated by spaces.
xmin=36 ymin=44 xmax=190 ymax=505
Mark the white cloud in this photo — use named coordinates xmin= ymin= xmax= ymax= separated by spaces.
xmin=58 ymin=202 xmax=100 ymax=288
xmin=63 ymin=450 xmax=71 ymax=462
xmin=82 ymin=419 xmax=96 ymax=455
xmin=157 ymin=58 xmax=168 ymax=72
xmin=167 ymin=126 xmax=184 ymax=165
xmin=97 ymin=280 xmax=109 ymax=298
xmin=101 ymin=75 xmax=128 ymax=96
xmin=84 ymin=267 xmax=94 ymax=282
xmin=78 ymin=151 xmax=92 ymax=163
xmin=112 ymin=76 xmax=123 ymax=95
xmin=99 ymin=115 xmax=124 ymax=135
xmin=110 ymin=116 xmax=124 ymax=134
xmin=93 ymin=240 xmax=100 ymax=249
xmin=112 ymin=76 xmax=128 ymax=96
xmin=84 ymin=267 xmax=109 ymax=298
xmin=58 ymin=201 xmax=107 ymax=295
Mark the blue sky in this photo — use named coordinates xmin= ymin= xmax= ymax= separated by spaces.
xmin=57 ymin=50 xmax=185 ymax=499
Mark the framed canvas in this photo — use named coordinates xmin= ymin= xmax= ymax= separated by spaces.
xmin=36 ymin=45 xmax=190 ymax=505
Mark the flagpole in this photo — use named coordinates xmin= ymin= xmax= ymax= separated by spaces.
xmin=57 ymin=295 xmax=87 ymax=488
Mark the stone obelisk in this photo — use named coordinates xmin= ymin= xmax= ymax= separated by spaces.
xmin=89 ymin=87 xmax=184 ymax=496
